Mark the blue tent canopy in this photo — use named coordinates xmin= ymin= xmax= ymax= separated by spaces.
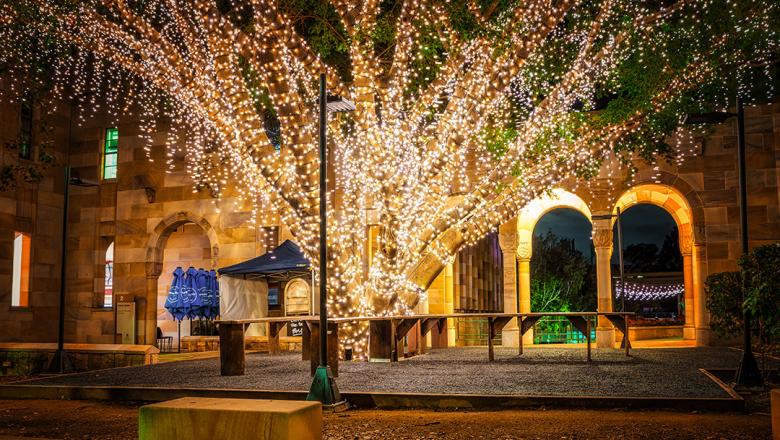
xmin=218 ymin=240 xmax=311 ymax=279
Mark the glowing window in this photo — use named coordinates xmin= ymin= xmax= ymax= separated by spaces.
xmin=104 ymin=242 xmax=114 ymax=308
xmin=103 ymin=128 xmax=118 ymax=179
xmin=11 ymin=232 xmax=31 ymax=307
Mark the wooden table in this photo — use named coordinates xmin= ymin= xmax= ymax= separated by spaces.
xmin=217 ymin=312 xmax=634 ymax=376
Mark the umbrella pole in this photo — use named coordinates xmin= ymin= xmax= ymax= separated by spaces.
xmin=178 ymin=320 xmax=181 ymax=353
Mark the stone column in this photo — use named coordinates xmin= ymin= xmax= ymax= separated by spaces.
xmin=681 ymin=251 xmax=696 ymax=340
xmin=444 ymin=263 xmax=456 ymax=347
xmin=692 ymin=243 xmax=710 ymax=345
xmin=592 ymin=221 xmax=614 ymax=348
xmin=499 ymin=220 xmax=520 ymax=347
xmin=144 ymin=276 xmax=158 ymax=346
xmin=518 ymin=253 xmax=533 ymax=345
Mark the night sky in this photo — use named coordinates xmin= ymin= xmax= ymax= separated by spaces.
xmin=532 ymin=205 xmax=678 ymax=262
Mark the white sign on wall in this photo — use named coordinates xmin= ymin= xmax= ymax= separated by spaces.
xmin=116 ymin=302 xmax=136 ymax=344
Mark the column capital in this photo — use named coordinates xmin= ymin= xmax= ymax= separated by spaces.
xmin=517 ymin=240 xmax=532 ymax=261
xmin=592 ymin=227 xmax=613 ymax=249
xmin=498 ymin=226 xmax=518 ymax=253
xmin=679 ymin=228 xmax=693 ymax=255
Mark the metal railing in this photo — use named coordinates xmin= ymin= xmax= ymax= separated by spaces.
xmin=533 ymin=316 xmax=595 ymax=344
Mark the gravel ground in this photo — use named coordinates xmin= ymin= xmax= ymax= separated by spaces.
xmin=11 ymin=346 xmax=762 ymax=398
xmin=0 ymin=400 xmax=771 ymax=440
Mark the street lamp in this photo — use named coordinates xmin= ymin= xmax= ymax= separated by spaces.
xmin=306 ymin=73 xmax=354 ymax=407
xmin=685 ymin=96 xmax=763 ymax=388
xmin=48 ymin=166 xmax=99 ymax=373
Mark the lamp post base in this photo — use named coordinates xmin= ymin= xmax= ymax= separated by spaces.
xmin=306 ymin=366 xmax=347 ymax=411
xmin=46 ymin=349 xmax=74 ymax=374
xmin=734 ymin=350 xmax=764 ymax=389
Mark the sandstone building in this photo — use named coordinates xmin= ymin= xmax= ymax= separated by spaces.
xmin=1 ymin=83 xmax=778 ymax=350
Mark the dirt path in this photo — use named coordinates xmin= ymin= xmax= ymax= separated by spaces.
xmin=0 ymin=399 xmax=770 ymax=439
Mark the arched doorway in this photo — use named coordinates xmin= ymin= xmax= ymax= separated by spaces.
xmin=143 ymin=212 xmax=219 ymax=346
xmin=516 ymin=189 xmax=592 ymax=344
xmin=531 ymin=208 xmax=596 ymax=343
xmin=612 ymin=204 xmax=685 ymax=338
xmin=612 ymin=184 xmax=700 ymax=341
xmin=156 ymin=223 xmax=215 ymax=349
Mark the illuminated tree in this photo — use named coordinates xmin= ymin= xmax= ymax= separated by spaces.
xmin=1 ymin=0 xmax=777 ymax=355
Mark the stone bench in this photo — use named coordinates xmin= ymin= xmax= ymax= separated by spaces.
xmin=139 ymin=398 xmax=321 ymax=440
xmin=0 ymin=343 xmax=158 ymax=375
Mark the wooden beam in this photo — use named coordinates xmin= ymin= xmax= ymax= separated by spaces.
xmin=420 ymin=317 xmax=440 ymax=337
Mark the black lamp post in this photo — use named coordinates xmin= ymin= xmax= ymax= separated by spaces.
xmin=48 ymin=166 xmax=99 ymax=373
xmin=306 ymin=73 xmax=354 ymax=406
xmin=685 ymin=96 xmax=763 ymax=388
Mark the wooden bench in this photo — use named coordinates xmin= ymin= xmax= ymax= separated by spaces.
xmin=139 ymin=397 xmax=321 ymax=440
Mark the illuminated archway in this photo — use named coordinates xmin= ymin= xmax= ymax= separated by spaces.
xmin=612 ymin=183 xmax=702 ymax=342
xmin=515 ymin=189 xmax=593 ymax=344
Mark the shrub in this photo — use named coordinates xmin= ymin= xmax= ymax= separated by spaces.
xmin=705 ymin=244 xmax=780 ymax=356
xmin=740 ymin=243 xmax=780 ymax=354
xmin=705 ymin=271 xmax=743 ymax=338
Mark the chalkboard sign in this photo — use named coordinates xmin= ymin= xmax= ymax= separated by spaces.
xmin=288 ymin=320 xmax=304 ymax=337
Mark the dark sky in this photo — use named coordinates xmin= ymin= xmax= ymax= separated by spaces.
xmin=532 ymin=204 xmax=677 ymax=261
xmin=534 ymin=208 xmax=593 ymax=258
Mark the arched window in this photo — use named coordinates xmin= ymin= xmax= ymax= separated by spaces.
xmin=104 ymin=242 xmax=114 ymax=308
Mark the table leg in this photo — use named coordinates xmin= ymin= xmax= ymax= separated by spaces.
xmin=625 ymin=317 xmax=630 ymax=357
xmin=586 ymin=317 xmax=591 ymax=362
xmin=268 ymin=322 xmax=280 ymax=356
xmin=519 ymin=318 xmax=524 ymax=355
xmin=488 ymin=318 xmax=495 ymax=362
xmin=219 ymin=323 xmax=245 ymax=376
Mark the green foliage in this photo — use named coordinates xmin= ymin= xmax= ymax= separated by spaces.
xmin=740 ymin=244 xmax=780 ymax=350
xmin=705 ymin=244 xmax=780 ymax=350
xmin=705 ymin=271 xmax=743 ymax=339
xmin=530 ymin=230 xmax=595 ymax=313
xmin=279 ymin=0 xmax=352 ymax=81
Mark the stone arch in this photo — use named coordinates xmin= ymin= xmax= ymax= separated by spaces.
xmin=145 ymin=211 xmax=220 ymax=277
xmin=140 ymin=211 xmax=220 ymax=345
xmin=517 ymin=188 xmax=593 ymax=259
xmin=611 ymin=182 xmax=703 ymax=342
xmin=616 ymin=171 xmax=706 ymax=245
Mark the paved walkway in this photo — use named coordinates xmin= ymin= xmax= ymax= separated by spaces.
xmin=10 ymin=346 xmax=762 ymax=398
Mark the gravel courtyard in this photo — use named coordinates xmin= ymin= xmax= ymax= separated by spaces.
xmin=13 ymin=346 xmax=757 ymax=398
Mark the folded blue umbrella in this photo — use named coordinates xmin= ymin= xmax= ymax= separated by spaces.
xmin=164 ymin=267 xmax=187 ymax=321
xmin=209 ymin=269 xmax=219 ymax=318
xmin=184 ymin=267 xmax=201 ymax=319
xmin=198 ymin=269 xmax=213 ymax=319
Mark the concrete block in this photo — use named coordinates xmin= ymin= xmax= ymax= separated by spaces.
xmin=139 ymin=398 xmax=322 ymax=440
xmin=773 ymin=389 xmax=779 ymax=440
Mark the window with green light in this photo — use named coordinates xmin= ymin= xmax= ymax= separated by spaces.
xmin=103 ymin=127 xmax=118 ymax=179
